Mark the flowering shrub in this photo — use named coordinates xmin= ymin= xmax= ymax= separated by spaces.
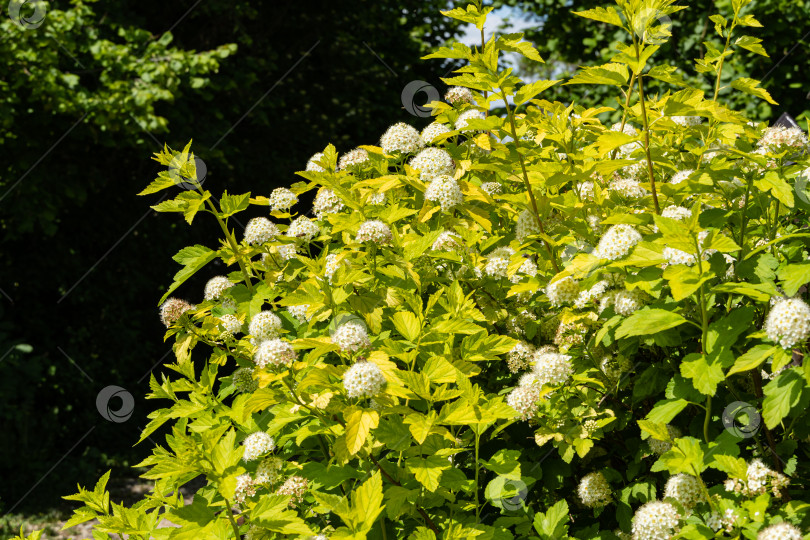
xmin=25 ymin=0 xmax=810 ymax=539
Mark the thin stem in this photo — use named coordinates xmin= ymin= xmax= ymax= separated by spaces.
xmin=204 ymin=198 xmax=255 ymax=293
xmin=610 ymin=73 xmax=637 ymax=161
xmin=696 ymin=236 xmax=711 ymax=443
xmin=737 ymin=173 xmax=755 ymax=262
xmin=501 ymin=95 xmax=560 ymax=272
xmin=474 ymin=431 xmax=481 ymax=522
xmin=222 ymin=498 xmax=241 ymax=539
xmin=713 ymin=30 xmax=734 ymax=101
xmin=632 ymin=41 xmax=660 ymax=214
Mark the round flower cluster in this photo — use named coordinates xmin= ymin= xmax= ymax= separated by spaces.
xmin=356 ymin=220 xmax=392 ymax=244
xmin=254 ymin=338 xmax=296 ymax=368
xmin=242 ymin=431 xmax=275 ymax=462
xmin=249 ymin=311 xmax=282 ymax=339
xmin=409 ymin=147 xmax=455 ymax=180
xmin=287 ymin=304 xmax=310 ymax=324
xmin=587 ymin=214 xmax=602 ymax=232
xmin=276 ymin=476 xmax=309 ymax=507
xmin=578 ymin=472 xmax=612 ymax=508
xmin=507 ymin=341 xmax=535 ymax=373
xmin=232 ymin=368 xmax=258 ymax=393
xmin=484 ymin=247 xmax=514 ymax=278
xmin=724 ymin=459 xmax=790 ymax=498
xmin=324 ymin=253 xmax=346 ymax=283
xmin=506 ymin=384 xmax=541 ymax=420
xmin=578 ymin=181 xmax=595 ymax=200
xmin=255 ymin=456 xmax=283 ymax=486
xmin=244 ymin=217 xmax=279 ymax=245
xmin=481 ymin=182 xmax=502 ymax=196
xmin=649 ymin=424 xmax=681 ymax=455
xmin=286 ymin=216 xmax=320 ymax=241
xmin=368 ymin=191 xmax=387 ymax=205
xmin=234 ymin=474 xmax=256 ymax=503
xmin=671 ymin=116 xmax=701 ymax=127
xmin=546 ymin=276 xmax=580 ymax=307
xmin=613 ymin=289 xmax=646 ymax=316
xmin=338 ymin=147 xmax=369 ymax=170
xmin=274 ymin=244 xmax=297 ymax=261
xmin=380 ymin=122 xmax=424 ymax=154
xmin=661 ymin=205 xmax=691 ymax=221
xmin=343 ymin=361 xmax=386 ymax=398
xmin=608 ymin=177 xmax=647 ymax=198
xmin=425 ymin=175 xmax=463 ymax=211
xmin=706 ymin=509 xmax=738 ymax=533
xmin=663 ymin=474 xmax=703 ymax=509
xmin=432 ymin=231 xmax=463 ymax=252
xmin=757 ymin=523 xmax=803 ymax=540
xmin=445 ymin=86 xmax=474 ymax=104
xmin=305 ymin=152 xmax=325 ymax=172
xmin=332 ymin=321 xmax=371 ymax=352
xmin=218 ymin=314 xmax=242 ymax=338
xmin=757 ymin=126 xmax=808 ymax=153
xmin=313 ymin=189 xmax=344 ymax=219
xmin=513 ymin=258 xmax=537 ymax=282
xmin=612 ymin=122 xmax=638 ymax=136
xmin=631 ymin=501 xmax=680 ymax=540
xmin=455 ymin=109 xmax=486 ymax=132
xmin=421 ymin=122 xmax=451 ymax=144
xmin=269 ymin=187 xmax=298 ymax=212
xmin=662 ymin=231 xmax=715 ymax=267
xmin=669 ymin=170 xmax=693 ymax=185
xmin=204 ymin=276 xmax=233 ymax=301
xmin=515 ymin=209 xmax=540 ymax=242
xmin=594 ymin=224 xmax=642 ymax=260
xmin=583 ymin=419 xmax=599 ymax=434
xmin=159 ymin=297 xmax=194 ymax=327
xmin=765 ymin=297 xmax=810 ymax=349
xmin=531 ymin=350 xmax=573 ymax=387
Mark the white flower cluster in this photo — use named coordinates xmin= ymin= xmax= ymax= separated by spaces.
xmin=313 ymin=189 xmax=344 ymax=219
xmin=219 ymin=314 xmax=242 ymax=338
xmin=324 ymin=253 xmax=347 ymax=283
xmin=631 ymin=501 xmax=680 ymax=540
xmin=757 ymin=126 xmax=808 ymax=153
xmin=234 ymin=474 xmax=256 ymax=503
xmin=757 ymin=523 xmax=803 ymax=540
xmin=276 ymin=475 xmax=309 ymax=507
xmin=765 ymin=297 xmax=810 ymax=349
xmin=531 ymin=349 xmax=573 ymax=387
xmin=286 ymin=216 xmax=320 ymax=241
xmin=242 ymin=431 xmax=275 ymax=462
xmin=546 ymin=276 xmax=580 ymax=307
xmin=445 ymin=86 xmax=474 ymax=105
xmin=232 ymin=368 xmax=258 ymax=393
xmin=724 ymin=459 xmax=790 ymax=498
xmin=661 ymin=205 xmax=691 ymax=221
xmin=578 ymin=472 xmax=612 ymax=508
xmin=432 ymin=231 xmax=463 ymax=252
xmin=578 ymin=181 xmax=595 ymax=200
xmin=511 ymin=258 xmax=537 ymax=283
xmin=343 ymin=361 xmax=386 ymax=398
xmin=669 ymin=170 xmax=693 ymax=185
xmin=516 ymin=209 xmax=540 ymax=242
xmin=663 ymin=231 xmax=716 ymax=267
xmin=649 ymin=424 xmax=681 ymax=455
xmin=507 ymin=341 xmax=535 ymax=373
xmin=356 ymin=220 xmax=392 ymax=244
xmin=612 ymin=122 xmax=638 ymax=136
xmin=506 ymin=384 xmax=541 ymax=420
xmin=305 ymin=152 xmax=325 ymax=172
xmin=255 ymin=456 xmax=284 ymax=486
xmin=254 ymin=338 xmax=296 ymax=368
xmin=332 ymin=321 xmax=371 ymax=352
xmin=425 ymin=174 xmax=463 ymax=211
xmin=409 ymin=147 xmax=455 ymax=180
xmin=594 ymin=224 xmax=642 ymax=260
xmin=421 ymin=122 xmax=451 ymax=144
xmin=484 ymin=247 xmax=514 ymax=278
xmin=706 ymin=509 xmax=738 ymax=533
xmin=613 ymin=289 xmax=647 ymax=316
xmin=159 ymin=297 xmax=194 ymax=327
xmin=269 ymin=187 xmax=298 ymax=212
xmin=481 ymin=182 xmax=502 ymax=196
xmin=671 ymin=116 xmax=701 ymax=127
xmin=287 ymin=304 xmax=310 ymax=324
xmin=204 ymin=276 xmax=233 ymax=301
xmin=368 ymin=191 xmax=386 ymax=205
xmin=249 ymin=310 xmax=282 ymax=339
xmin=380 ymin=122 xmax=424 ymax=154
xmin=338 ymin=148 xmax=369 ymax=170
xmin=663 ymin=474 xmax=703 ymax=509
xmin=455 ymin=109 xmax=486 ymax=132
xmin=244 ymin=217 xmax=279 ymax=245
xmin=608 ymin=177 xmax=647 ymax=198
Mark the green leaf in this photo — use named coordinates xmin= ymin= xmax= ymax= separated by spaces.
xmin=159 ymin=245 xmax=218 ymax=304
xmin=220 ymin=191 xmax=251 ymax=217
xmin=663 ymin=264 xmax=714 ymax=302
xmin=646 ymin=398 xmax=689 ymax=425
xmin=735 ymin=36 xmax=768 ymax=57
xmin=647 ymin=65 xmax=691 ymax=87
xmin=497 ymin=33 xmax=544 ymax=63
xmin=138 ymin=173 xmax=178 ymax=196
xmin=727 ymin=345 xmax=776 ymax=376
xmin=731 ymin=77 xmax=778 ymax=105
xmin=652 ymin=436 xmax=705 ymax=474
xmin=615 ymin=309 xmax=688 ymax=339
xmin=406 ymin=456 xmax=449 ymax=492
xmin=762 ymin=370 xmax=804 ymax=429
xmin=564 ymin=63 xmax=629 ymax=86
xmin=533 ymin=499 xmax=569 ymax=539
xmin=638 ymin=419 xmax=671 ymax=442
xmin=777 ymin=262 xmax=810 ymax=296
xmin=572 ymin=6 xmax=624 ymax=28
xmin=481 ymin=449 xmax=521 ymax=480
xmin=351 ymin=472 xmax=385 ymax=532
xmin=709 ymin=455 xmax=748 ymax=478
xmin=514 ymin=80 xmax=561 ymax=105
xmin=712 ymin=282 xmax=772 ymax=302
xmin=754 ymin=171 xmax=794 ymax=207
xmin=392 ymin=311 xmax=421 ymax=342
xmin=344 ymin=408 xmax=379 ymax=456
xmin=680 ymin=353 xmax=725 ymax=396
